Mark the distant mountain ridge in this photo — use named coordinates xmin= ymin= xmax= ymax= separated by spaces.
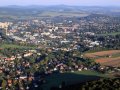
xmin=0 ymin=5 xmax=120 ymax=20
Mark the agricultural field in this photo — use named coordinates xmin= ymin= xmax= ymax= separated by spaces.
xmin=96 ymin=57 xmax=120 ymax=67
xmin=84 ymin=50 xmax=120 ymax=67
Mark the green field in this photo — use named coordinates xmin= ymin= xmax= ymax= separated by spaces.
xmin=0 ymin=43 xmax=36 ymax=49
xmin=39 ymin=11 xmax=90 ymax=17
xmin=41 ymin=70 xmax=107 ymax=90
xmin=111 ymin=53 xmax=120 ymax=58
xmin=85 ymin=48 xmax=111 ymax=53
xmin=97 ymin=32 xmax=120 ymax=36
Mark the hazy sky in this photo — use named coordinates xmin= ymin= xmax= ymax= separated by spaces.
xmin=1 ymin=0 xmax=120 ymax=6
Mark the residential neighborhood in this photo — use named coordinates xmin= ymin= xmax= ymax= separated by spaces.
xmin=0 ymin=5 xmax=120 ymax=90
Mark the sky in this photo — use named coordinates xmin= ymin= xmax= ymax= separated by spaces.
xmin=0 ymin=0 xmax=120 ymax=6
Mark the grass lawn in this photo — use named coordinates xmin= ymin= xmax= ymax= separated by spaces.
xmin=41 ymin=70 xmax=107 ymax=90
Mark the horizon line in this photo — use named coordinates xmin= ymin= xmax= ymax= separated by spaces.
xmin=0 ymin=4 xmax=120 ymax=7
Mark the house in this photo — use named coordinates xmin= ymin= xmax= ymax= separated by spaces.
xmin=90 ymin=41 xmax=99 ymax=46
xmin=19 ymin=76 xmax=27 ymax=80
xmin=24 ymin=53 xmax=33 ymax=57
